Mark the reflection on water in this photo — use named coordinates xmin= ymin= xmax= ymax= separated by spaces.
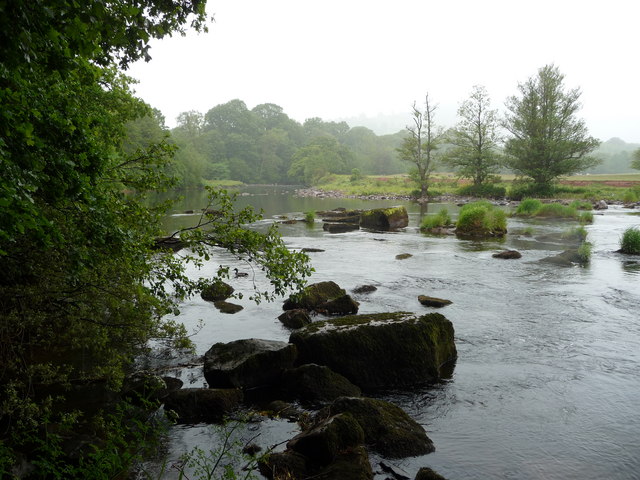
xmin=151 ymin=188 xmax=640 ymax=480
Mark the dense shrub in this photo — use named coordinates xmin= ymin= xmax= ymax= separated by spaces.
xmin=620 ymin=227 xmax=640 ymax=254
xmin=420 ymin=208 xmax=452 ymax=230
xmin=577 ymin=242 xmax=592 ymax=263
xmin=515 ymin=198 xmax=543 ymax=216
xmin=569 ymin=200 xmax=593 ymax=210
xmin=457 ymin=183 xmax=507 ymax=198
xmin=508 ymin=182 xmax=556 ymax=200
xmin=534 ymin=203 xmax=578 ymax=218
xmin=456 ymin=201 xmax=507 ymax=237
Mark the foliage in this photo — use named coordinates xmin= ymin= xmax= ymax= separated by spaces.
xmin=577 ymin=242 xmax=593 ymax=263
xmin=456 ymin=201 xmax=507 ymax=236
xmin=350 ymin=168 xmax=364 ymax=183
xmin=508 ymin=181 xmax=557 ymax=200
xmin=620 ymin=227 xmax=640 ymax=254
xmin=622 ymin=189 xmax=638 ymax=203
xmin=420 ymin=208 xmax=452 ymax=230
xmin=397 ymin=95 xmax=444 ymax=198
xmin=304 ymin=211 xmax=316 ymax=224
xmin=569 ymin=200 xmax=593 ymax=210
xmin=288 ymin=137 xmax=354 ymax=185
xmin=503 ymin=65 xmax=601 ymax=188
xmin=578 ymin=211 xmax=594 ymax=224
xmin=515 ymin=198 xmax=543 ymax=216
xmin=445 ymin=85 xmax=502 ymax=185
xmin=632 ymin=149 xmax=640 ymax=171
xmin=562 ymin=226 xmax=588 ymax=242
xmin=0 ymin=1 xmax=313 ymax=476
xmin=533 ymin=203 xmax=578 ymax=219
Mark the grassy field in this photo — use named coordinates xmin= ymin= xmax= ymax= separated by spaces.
xmin=313 ymin=173 xmax=640 ymax=201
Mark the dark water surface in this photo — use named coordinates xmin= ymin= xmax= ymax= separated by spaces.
xmin=149 ymin=187 xmax=640 ymax=479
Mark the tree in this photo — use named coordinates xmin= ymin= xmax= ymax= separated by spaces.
xmin=0 ymin=1 xmax=312 ymax=475
xmin=288 ymin=137 xmax=354 ymax=184
xmin=503 ymin=65 xmax=600 ymax=188
xmin=397 ymin=95 xmax=443 ymax=198
xmin=446 ymin=86 xmax=502 ymax=185
xmin=632 ymin=148 xmax=640 ymax=170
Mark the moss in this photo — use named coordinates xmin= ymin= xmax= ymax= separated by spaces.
xmin=456 ymin=201 xmax=507 ymax=237
xmin=200 ymin=280 xmax=234 ymax=302
xmin=360 ymin=206 xmax=408 ymax=230
xmin=284 ymin=281 xmax=346 ymax=310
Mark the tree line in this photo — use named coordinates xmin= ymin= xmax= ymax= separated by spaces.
xmin=136 ymin=69 xmax=640 ymax=194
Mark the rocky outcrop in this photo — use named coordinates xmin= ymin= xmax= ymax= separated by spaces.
xmin=289 ymin=312 xmax=456 ymax=390
xmin=329 ymin=396 xmax=435 ymax=458
xmin=418 ymin=296 xmax=452 ymax=308
xmin=203 ymin=339 xmax=297 ymax=389
xmin=415 ymin=467 xmax=448 ymax=480
xmin=492 ymin=250 xmax=522 ymax=259
xmin=283 ymin=281 xmax=358 ymax=315
xmin=162 ymin=388 xmax=243 ymax=424
xmin=360 ymin=206 xmax=409 ymax=231
xmin=278 ymin=309 xmax=312 ymax=329
xmin=200 ymin=280 xmax=234 ymax=302
xmin=281 ymin=364 xmax=362 ymax=404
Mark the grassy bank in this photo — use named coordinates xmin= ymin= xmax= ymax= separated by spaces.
xmin=313 ymin=173 xmax=640 ymax=201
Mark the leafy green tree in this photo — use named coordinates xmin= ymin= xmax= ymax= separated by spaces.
xmin=397 ymin=95 xmax=443 ymax=198
xmin=0 ymin=1 xmax=312 ymax=475
xmin=503 ymin=65 xmax=600 ymax=188
xmin=446 ymin=85 xmax=502 ymax=185
xmin=288 ymin=137 xmax=354 ymax=184
xmin=632 ymin=148 xmax=640 ymax=170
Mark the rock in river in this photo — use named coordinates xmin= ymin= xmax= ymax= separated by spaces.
xmin=418 ymin=295 xmax=452 ymax=308
xmin=204 ymin=338 xmax=297 ymax=389
xmin=283 ymin=281 xmax=358 ymax=315
xmin=289 ymin=312 xmax=456 ymax=390
xmin=360 ymin=206 xmax=409 ymax=231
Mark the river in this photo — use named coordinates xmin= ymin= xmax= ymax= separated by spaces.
xmin=145 ymin=186 xmax=640 ymax=480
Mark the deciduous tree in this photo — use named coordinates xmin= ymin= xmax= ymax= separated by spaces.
xmin=503 ymin=65 xmax=600 ymax=188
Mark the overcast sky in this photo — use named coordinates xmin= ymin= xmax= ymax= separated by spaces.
xmin=127 ymin=0 xmax=640 ymax=143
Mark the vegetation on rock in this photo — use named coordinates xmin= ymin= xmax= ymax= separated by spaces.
xmin=455 ymin=201 xmax=507 ymax=237
xmin=620 ymin=227 xmax=640 ymax=254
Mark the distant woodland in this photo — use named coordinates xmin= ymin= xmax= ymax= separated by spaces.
xmin=126 ymin=99 xmax=639 ymax=188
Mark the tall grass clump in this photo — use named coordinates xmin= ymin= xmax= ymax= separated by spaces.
xmin=622 ymin=189 xmax=638 ymax=204
xmin=456 ymin=201 xmax=507 ymax=237
xmin=562 ymin=226 xmax=588 ymax=242
xmin=534 ymin=203 xmax=577 ymax=218
xmin=304 ymin=210 xmax=315 ymax=224
xmin=420 ymin=208 xmax=452 ymax=231
xmin=514 ymin=198 xmax=543 ymax=216
xmin=620 ymin=227 xmax=640 ymax=254
xmin=569 ymin=200 xmax=593 ymax=210
xmin=577 ymin=242 xmax=592 ymax=263
xmin=578 ymin=211 xmax=594 ymax=224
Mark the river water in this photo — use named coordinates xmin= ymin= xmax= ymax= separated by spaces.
xmin=149 ymin=186 xmax=640 ymax=480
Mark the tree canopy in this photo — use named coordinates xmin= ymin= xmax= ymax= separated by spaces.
xmin=503 ymin=65 xmax=600 ymax=187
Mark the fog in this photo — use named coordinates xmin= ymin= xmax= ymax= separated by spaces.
xmin=127 ymin=0 xmax=640 ymax=142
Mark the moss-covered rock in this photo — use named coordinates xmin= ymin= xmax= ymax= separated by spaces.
xmin=360 ymin=206 xmax=409 ymax=231
xmin=203 ymin=339 xmax=297 ymax=389
xmin=314 ymin=445 xmax=373 ymax=480
xmin=258 ymin=450 xmax=309 ymax=479
xmin=492 ymin=250 xmax=522 ymax=259
xmin=283 ymin=281 xmax=347 ymax=312
xmin=200 ymin=280 xmax=234 ymax=302
xmin=278 ymin=309 xmax=312 ymax=329
xmin=317 ymin=294 xmax=359 ymax=315
xmin=329 ymin=396 xmax=435 ymax=458
xmin=289 ymin=312 xmax=456 ymax=390
xmin=162 ymin=388 xmax=242 ymax=424
xmin=287 ymin=413 xmax=364 ymax=465
xmin=415 ymin=466 xmax=448 ymax=480
xmin=282 ymin=364 xmax=361 ymax=404
xmin=323 ymin=222 xmax=360 ymax=233
xmin=396 ymin=253 xmax=413 ymax=260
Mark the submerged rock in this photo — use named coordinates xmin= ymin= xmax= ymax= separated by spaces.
xmin=593 ymin=199 xmax=608 ymax=210
xmin=282 ymin=364 xmax=361 ymax=403
xmin=163 ymin=388 xmax=242 ymax=424
xmin=203 ymin=339 xmax=297 ymax=389
xmin=492 ymin=250 xmax=522 ymax=259
xmin=540 ymin=249 xmax=588 ymax=266
xmin=352 ymin=284 xmax=377 ymax=294
xmin=323 ymin=222 xmax=360 ymax=233
xmin=213 ymin=300 xmax=243 ymax=314
xmin=289 ymin=312 xmax=456 ymax=390
xmin=360 ymin=206 xmax=409 ymax=231
xmin=396 ymin=253 xmax=413 ymax=260
xmin=329 ymin=396 xmax=435 ymax=458
xmin=418 ymin=295 xmax=452 ymax=308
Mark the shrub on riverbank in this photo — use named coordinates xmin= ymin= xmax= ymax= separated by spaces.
xmin=620 ymin=227 xmax=640 ymax=254
xmin=457 ymin=183 xmax=507 ymax=198
xmin=514 ymin=199 xmax=593 ymax=223
xmin=456 ymin=201 xmax=507 ymax=237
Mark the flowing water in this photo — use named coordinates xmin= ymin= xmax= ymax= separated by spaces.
xmin=148 ymin=186 xmax=640 ymax=480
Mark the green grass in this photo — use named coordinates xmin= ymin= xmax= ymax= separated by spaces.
xmin=204 ymin=179 xmax=244 ymax=187
xmin=420 ymin=208 xmax=452 ymax=230
xmin=304 ymin=210 xmax=315 ymax=224
xmin=569 ymin=200 xmax=593 ymax=210
xmin=456 ymin=201 xmax=507 ymax=237
xmin=620 ymin=227 xmax=640 ymax=254
xmin=562 ymin=226 xmax=588 ymax=242
xmin=513 ymin=199 xmax=592 ymax=223
xmin=515 ymin=198 xmax=543 ymax=216
xmin=577 ymin=242 xmax=592 ymax=263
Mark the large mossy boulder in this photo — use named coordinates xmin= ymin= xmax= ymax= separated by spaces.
xmin=163 ymin=388 xmax=243 ymax=424
xmin=203 ymin=339 xmax=297 ymax=389
xmin=329 ymin=396 xmax=435 ymax=458
xmin=289 ymin=312 xmax=456 ymax=390
xmin=281 ymin=364 xmax=361 ymax=404
xmin=283 ymin=281 xmax=358 ymax=315
xmin=278 ymin=309 xmax=312 ymax=329
xmin=200 ymin=280 xmax=234 ymax=302
xmin=360 ymin=206 xmax=408 ymax=231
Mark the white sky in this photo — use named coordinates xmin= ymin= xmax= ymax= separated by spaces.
xmin=127 ymin=0 xmax=640 ymax=142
